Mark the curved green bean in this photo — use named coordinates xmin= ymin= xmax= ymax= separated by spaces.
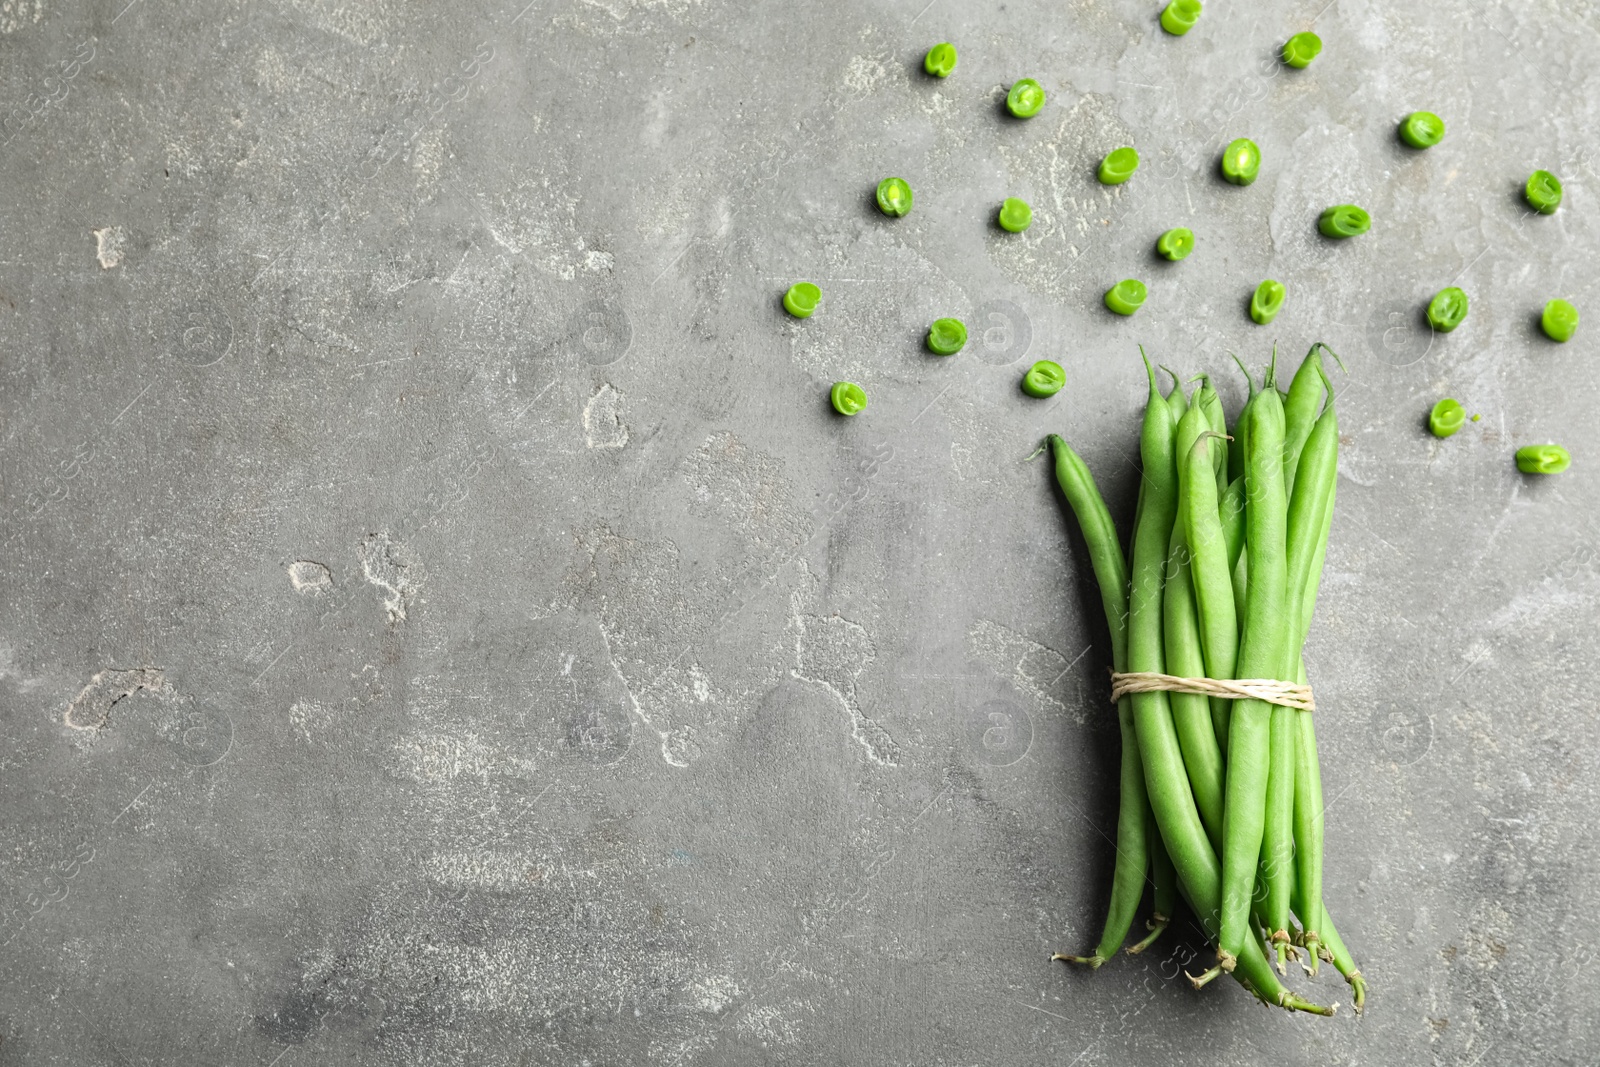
xmin=1320 ymin=904 xmax=1368 ymax=1013
xmin=1128 ymin=811 xmax=1176 ymax=954
xmin=1281 ymin=344 xmax=1327 ymax=499
xmin=1185 ymin=432 xmax=1239 ymax=764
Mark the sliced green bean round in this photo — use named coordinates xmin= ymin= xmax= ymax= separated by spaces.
xmin=782 ymin=282 xmax=821 ymax=319
xmin=1099 ymin=146 xmax=1140 ymax=185
xmin=1022 ymin=359 xmax=1065 ymax=397
xmin=1156 ymin=227 xmax=1194 ymax=261
xmin=926 ymin=317 xmax=967 ymax=355
xmin=1282 ymin=31 xmax=1321 ymax=68
xmin=1250 ymin=279 xmax=1285 ymax=325
xmin=1526 ymin=169 xmax=1563 ymax=214
xmin=1542 ymin=298 xmax=1579 ymax=342
xmin=923 ymin=42 xmax=957 ymax=78
xmin=1105 ymin=279 xmax=1147 ymax=316
xmin=1429 ymin=397 xmax=1465 ymax=438
xmin=875 ymin=176 xmax=913 ymax=217
xmin=830 ymin=381 xmax=867 ymax=416
xmin=1428 ymin=287 xmax=1468 ymax=332
xmin=1221 ymin=138 xmax=1261 ymax=185
xmin=1400 ymin=111 xmax=1445 ymax=149
xmin=1160 ymin=0 xmax=1202 ymax=35
xmin=1318 ymin=204 xmax=1370 ymax=238
xmin=1516 ymin=444 xmax=1570 ymax=474
xmin=1006 ymin=78 xmax=1045 ymax=118
xmin=998 ymin=197 xmax=1033 ymax=232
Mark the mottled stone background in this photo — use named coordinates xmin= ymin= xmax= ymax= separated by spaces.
xmin=1 ymin=0 xmax=1596 ymax=1063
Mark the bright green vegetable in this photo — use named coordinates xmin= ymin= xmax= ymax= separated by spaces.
xmin=1542 ymin=298 xmax=1579 ymax=342
xmin=1280 ymin=344 xmax=1327 ymax=499
xmin=1429 ymin=398 xmax=1465 ymax=438
xmin=1516 ymin=444 xmax=1571 ymax=474
xmin=1128 ymin=822 xmax=1176 ymax=954
xmin=1319 ymin=205 xmax=1370 ymax=238
xmin=1399 ymin=111 xmax=1445 ymax=148
xmin=1282 ymin=31 xmax=1321 ymax=68
xmin=1428 ymin=287 xmax=1469 ymax=332
xmin=1160 ymin=0 xmax=1202 ymax=35
xmin=923 ymin=42 xmax=957 ymax=78
xmin=998 ymin=197 xmax=1033 ymax=232
xmin=1186 ymin=432 xmax=1239 ymax=762
xmin=1022 ymin=360 xmax=1065 ymax=397
xmin=830 ymin=381 xmax=867 ymax=416
xmin=1105 ymin=279 xmax=1147 ymax=316
xmin=1157 ymin=227 xmax=1195 ymax=261
xmin=782 ymin=282 xmax=820 ymax=319
xmin=875 ymin=177 xmax=913 ymax=217
xmin=1526 ymin=169 xmax=1563 ymax=214
xmin=1099 ymin=146 xmax=1140 ymax=185
xmin=1320 ymin=905 xmax=1368 ymax=1012
xmin=1007 ymin=79 xmax=1045 ymax=118
xmin=1218 ymin=357 xmax=1289 ymax=975
xmin=1250 ymin=280 xmax=1286 ymax=325
xmin=1221 ymin=138 xmax=1261 ymax=185
xmin=926 ymin=317 xmax=967 ymax=356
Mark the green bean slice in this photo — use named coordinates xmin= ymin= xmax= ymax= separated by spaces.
xmin=1250 ymin=280 xmax=1285 ymax=325
xmin=1160 ymin=0 xmax=1202 ymax=35
xmin=875 ymin=176 xmax=913 ymax=217
xmin=1104 ymin=279 xmax=1147 ymax=316
xmin=1221 ymin=138 xmax=1261 ymax=185
xmin=1427 ymin=287 xmax=1468 ymax=332
xmin=1022 ymin=359 xmax=1065 ymax=397
xmin=1282 ymin=31 xmax=1321 ymax=68
xmin=1516 ymin=444 xmax=1570 ymax=474
xmin=782 ymin=282 xmax=821 ymax=319
xmin=923 ymin=42 xmax=957 ymax=78
xmin=1399 ymin=111 xmax=1445 ymax=149
xmin=1429 ymin=398 xmax=1465 ymax=438
xmin=1526 ymin=169 xmax=1563 ymax=214
xmin=926 ymin=317 xmax=967 ymax=355
xmin=1156 ymin=227 xmax=1194 ymax=261
xmin=830 ymin=381 xmax=867 ymax=416
xmin=1542 ymin=298 xmax=1579 ymax=342
xmin=1006 ymin=78 xmax=1045 ymax=118
xmin=1099 ymin=146 xmax=1140 ymax=185
xmin=1318 ymin=204 xmax=1370 ymax=238
xmin=998 ymin=197 xmax=1033 ymax=232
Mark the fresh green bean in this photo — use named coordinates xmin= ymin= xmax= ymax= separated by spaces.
xmin=1099 ymin=147 xmax=1140 ymax=185
xmin=1128 ymin=812 xmax=1176 ymax=954
xmin=1526 ymin=169 xmax=1563 ymax=214
xmin=927 ymin=317 xmax=967 ymax=356
xmin=1221 ymin=138 xmax=1261 ymax=186
xmin=1195 ymin=375 xmax=1229 ymax=497
xmin=1126 ymin=355 xmax=1330 ymax=1014
xmin=1226 ymin=352 xmax=1256 ymax=487
xmin=1047 ymin=436 xmax=1147 ymax=967
xmin=1516 ymin=444 xmax=1571 ymax=474
xmin=1186 ymin=432 xmax=1239 ymax=765
xmin=876 ymin=177 xmax=913 ymax=217
xmin=1429 ymin=397 xmax=1465 ymax=438
xmin=1157 ymin=227 xmax=1195 ymax=261
xmin=1542 ymin=298 xmax=1579 ymax=342
xmin=1250 ymin=280 xmax=1285 ymax=325
xmin=1105 ymin=279 xmax=1147 ymax=316
xmin=1007 ymin=79 xmax=1045 ymax=118
xmin=1159 ymin=0 xmax=1202 ymax=36
xmin=1318 ymin=205 xmax=1370 ymax=238
xmin=783 ymin=282 xmax=821 ymax=319
xmin=1280 ymin=345 xmax=1326 ymax=499
xmin=1399 ymin=111 xmax=1445 ymax=149
xmin=830 ymin=381 xmax=867 ymax=415
xmin=1218 ymin=357 xmax=1290 ymax=973
xmin=1166 ymin=403 xmax=1227 ymax=852
xmin=1319 ymin=904 xmax=1368 ymax=1013
xmin=1162 ymin=366 xmax=1188 ymax=421
xmin=1428 ymin=287 xmax=1469 ymax=332
xmin=1282 ymin=31 xmax=1321 ymax=68
xmin=1023 ymin=360 xmax=1065 ymax=397
xmin=998 ymin=197 xmax=1033 ymax=232
xmin=923 ymin=42 xmax=958 ymax=78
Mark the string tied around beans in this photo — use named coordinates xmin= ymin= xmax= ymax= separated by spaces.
xmin=1107 ymin=670 xmax=1316 ymax=712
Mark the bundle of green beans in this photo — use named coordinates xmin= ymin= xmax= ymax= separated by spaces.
xmin=1047 ymin=344 xmax=1365 ymax=1017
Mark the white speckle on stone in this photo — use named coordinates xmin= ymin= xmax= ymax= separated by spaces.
xmin=359 ymin=533 xmax=416 ymax=623
xmin=843 ymin=53 xmax=888 ymax=94
xmin=287 ymin=560 xmax=332 ymax=594
xmin=689 ymin=973 xmax=739 ymax=1014
xmin=582 ymin=383 xmax=629 ymax=449
xmin=92 ymin=226 xmax=124 ymax=269
xmin=288 ymin=699 xmax=333 ymax=742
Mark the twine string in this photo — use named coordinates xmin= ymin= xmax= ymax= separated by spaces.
xmin=1109 ymin=670 xmax=1315 ymax=712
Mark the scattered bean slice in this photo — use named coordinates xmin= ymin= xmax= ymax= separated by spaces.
xmin=998 ymin=197 xmax=1033 ymax=232
xmin=1526 ymin=169 xmax=1563 ymax=214
xmin=830 ymin=381 xmax=868 ymax=416
xmin=924 ymin=42 xmax=957 ymax=78
xmin=1160 ymin=0 xmax=1202 ymax=35
xmin=1100 ymin=146 xmax=1140 ymax=185
xmin=1429 ymin=398 xmax=1465 ymax=438
xmin=1516 ymin=444 xmax=1570 ymax=474
xmin=1400 ymin=111 xmax=1445 ymax=148
xmin=1318 ymin=204 xmax=1370 ymax=238
xmin=1250 ymin=280 xmax=1285 ymax=325
xmin=1157 ymin=227 xmax=1195 ymax=261
xmin=1007 ymin=79 xmax=1045 ymax=118
xmin=926 ymin=317 xmax=967 ymax=355
xmin=1105 ymin=279 xmax=1148 ymax=316
xmin=1427 ymin=287 xmax=1469 ymax=332
xmin=1282 ymin=31 xmax=1321 ymax=68
xmin=1542 ymin=298 xmax=1579 ymax=342
xmin=783 ymin=282 xmax=821 ymax=319
xmin=1022 ymin=360 xmax=1065 ymax=397
xmin=875 ymin=177 xmax=913 ymax=217
xmin=1221 ymin=138 xmax=1261 ymax=185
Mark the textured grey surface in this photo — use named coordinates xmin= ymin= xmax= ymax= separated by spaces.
xmin=2 ymin=0 xmax=1597 ymax=1063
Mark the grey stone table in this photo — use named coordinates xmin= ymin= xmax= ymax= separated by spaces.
xmin=2 ymin=0 xmax=1595 ymax=1063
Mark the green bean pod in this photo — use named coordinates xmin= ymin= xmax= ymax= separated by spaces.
xmin=1165 ymin=404 xmax=1227 ymax=850
xmin=1126 ymin=356 xmax=1330 ymax=1013
xmin=1195 ymin=376 xmax=1229 ymax=497
xmin=1320 ymin=903 xmax=1368 ymax=1013
xmin=1047 ymin=436 xmax=1148 ymax=967
xmin=1128 ymin=809 xmax=1176 ymax=954
xmin=1280 ymin=346 xmax=1326 ymax=498
xmin=1185 ymin=434 xmax=1240 ymax=765
xmin=1262 ymin=690 xmax=1297 ymax=970
xmin=1218 ymin=361 xmax=1290 ymax=972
